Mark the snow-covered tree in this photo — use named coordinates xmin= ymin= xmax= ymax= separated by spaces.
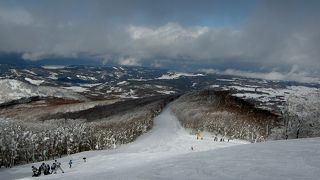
xmin=0 ymin=102 xmax=162 ymax=167
xmin=282 ymin=88 xmax=320 ymax=139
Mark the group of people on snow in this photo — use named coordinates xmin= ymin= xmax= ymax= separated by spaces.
xmin=32 ymin=160 xmax=64 ymax=177
xmin=213 ymin=136 xmax=230 ymax=142
xmin=191 ymin=133 xmax=232 ymax=151
xmin=195 ymin=132 xmax=231 ymax=142
xmin=31 ymin=157 xmax=87 ymax=177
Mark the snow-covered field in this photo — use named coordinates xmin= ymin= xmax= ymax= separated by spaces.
xmin=156 ymin=72 xmax=204 ymax=80
xmin=0 ymin=79 xmax=84 ymax=104
xmin=1 ymin=107 xmax=319 ymax=180
xmin=220 ymin=84 xmax=320 ymax=111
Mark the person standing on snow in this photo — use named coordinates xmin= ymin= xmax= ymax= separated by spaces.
xmin=69 ymin=160 xmax=72 ymax=168
xmin=46 ymin=164 xmax=51 ymax=174
xmin=54 ymin=160 xmax=64 ymax=173
xmin=39 ymin=163 xmax=46 ymax=175
xmin=51 ymin=163 xmax=57 ymax=174
xmin=43 ymin=163 xmax=50 ymax=175
xmin=51 ymin=162 xmax=56 ymax=174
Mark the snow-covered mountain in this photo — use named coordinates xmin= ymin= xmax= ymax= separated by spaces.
xmin=1 ymin=64 xmax=318 ymax=111
xmin=0 ymin=79 xmax=84 ymax=105
xmin=0 ymin=64 xmax=319 ymax=179
xmin=0 ymin=107 xmax=319 ymax=180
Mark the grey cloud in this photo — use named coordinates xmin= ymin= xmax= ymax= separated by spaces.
xmin=0 ymin=0 xmax=319 ymax=78
xmin=200 ymin=67 xmax=320 ymax=84
xmin=240 ymin=0 xmax=320 ymax=71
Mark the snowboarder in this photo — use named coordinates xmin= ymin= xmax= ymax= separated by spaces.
xmin=83 ymin=157 xmax=87 ymax=162
xmin=69 ymin=160 xmax=72 ymax=168
xmin=54 ymin=160 xmax=64 ymax=173
xmin=191 ymin=146 xmax=194 ymax=151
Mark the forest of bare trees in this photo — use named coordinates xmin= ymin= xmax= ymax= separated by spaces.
xmin=0 ymin=104 xmax=161 ymax=168
xmin=171 ymin=90 xmax=280 ymax=142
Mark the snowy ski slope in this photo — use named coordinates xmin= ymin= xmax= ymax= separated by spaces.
xmin=0 ymin=107 xmax=319 ymax=180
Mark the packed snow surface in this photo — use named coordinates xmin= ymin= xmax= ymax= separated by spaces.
xmin=1 ymin=107 xmax=320 ymax=180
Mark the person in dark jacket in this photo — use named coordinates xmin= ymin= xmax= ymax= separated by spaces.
xmin=32 ymin=166 xmax=39 ymax=177
xmin=46 ymin=164 xmax=51 ymax=174
xmin=69 ymin=160 xmax=72 ymax=168
xmin=39 ymin=163 xmax=46 ymax=175
xmin=43 ymin=163 xmax=50 ymax=175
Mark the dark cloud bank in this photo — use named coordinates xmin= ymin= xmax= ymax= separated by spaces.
xmin=0 ymin=0 xmax=319 ymax=82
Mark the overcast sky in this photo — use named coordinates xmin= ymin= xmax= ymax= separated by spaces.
xmin=0 ymin=0 xmax=319 ymax=81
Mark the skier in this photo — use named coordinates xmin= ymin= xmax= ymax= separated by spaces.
xmin=191 ymin=146 xmax=194 ymax=151
xmin=51 ymin=162 xmax=57 ymax=174
xmin=83 ymin=157 xmax=87 ymax=162
xmin=44 ymin=163 xmax=51 ymax=175
xmin=196 ymin=130 xmax=200 ymax=140
xmin=46 ymin=164 xmax=51 ymax=174
xmin=39 ymin=163 xmax=46 ymax=175
xmin=54 ymin=160 xmax=64 ymax=173
xmin=69 ymin=160 xmax=72 ymax=168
